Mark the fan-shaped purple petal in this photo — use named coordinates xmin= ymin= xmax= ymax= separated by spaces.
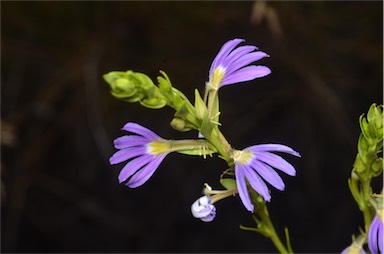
xmin=242 ymin=164 xmax=271 ymax=202
xmin=250 ymin=160 xmax=285 ymax=190
xmin=210 ymin=38 xmax=243 ymax=74
xmin=118 ymin=154 xmax=153 ymax=183
xmin=221 ymin=66 xmax=271 ymax=86
xmin=122 ymin=122 xmax=161 ymax=140
xmin=126 ymin=154 xmax=166 ymax=188
xmin=226 ymin=51 xmax=269 ymax=76
xmin=247 ymin=144 xmax=300 ymax=157
xmin=109 ymin=146 xmax=147 ymax=165
xmin=113 ymin=135 xmax=149 ymax=149
xmin=235 ymin=164 xmax=254 ymax=212
xmin=254 ymin=151 xmax=296 ymax=176
xmin=222 ymin=45 xmax=257 ymax=68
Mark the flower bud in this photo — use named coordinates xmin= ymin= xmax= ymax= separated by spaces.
xmin=191 ymin=196 xmax=216 ymax=222
xmin=170 ymin=118 xmax=194 ymax=132
xmin=104 ymin=70 xmax=167 ymax=108
xmin=353 ymin=154 xmax=366 ymax=174
xmin=360 ymin=103 xmax=383 ymax=143
xmin=104 ymin=71 xmax=148 ymax=102
xmin=371 ymin=157 xmax=383 ymax=177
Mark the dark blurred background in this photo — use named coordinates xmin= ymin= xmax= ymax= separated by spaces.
xmin=1 ymin=1 xmax=382 ymax=253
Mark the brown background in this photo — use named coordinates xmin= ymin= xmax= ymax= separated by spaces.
xmin=1 ymin=1 xmax=383 ymax=252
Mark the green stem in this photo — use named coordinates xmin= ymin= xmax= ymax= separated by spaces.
xmin=360 ymin=179 xmax=374 ymax=232
xmin=250 ymin=191 xmax=292 ymax=254
xmin=206 ymin=89 xmax=216 ymax=116
xmin=259 ymin=208 xmax=290 ymax=254
xmin=170 ymin=139 xmax=213 ymax=151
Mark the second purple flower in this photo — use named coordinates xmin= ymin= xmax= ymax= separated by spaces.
xmin=207 ymin=38 xmax=271 ymax=90
xmin=233 ymin=144 xmax=300 ymax=212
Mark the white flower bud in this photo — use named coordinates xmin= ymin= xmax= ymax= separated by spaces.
xmin=191 ymin=196 xmax=216 ymax=222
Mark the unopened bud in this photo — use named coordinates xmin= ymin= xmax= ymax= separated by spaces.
xmin=191 ymin=196 xmax=216 ymax=222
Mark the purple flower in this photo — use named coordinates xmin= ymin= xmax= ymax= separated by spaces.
xmin=368 ymin=214 xmax=383 ymax=254
xmin=233 ymin=144 xmax=300 ymax=212
xmin=109 ymin=122 xmax=171 ymax=188
xmin=207 ymin=38 xmax=271 ymax=90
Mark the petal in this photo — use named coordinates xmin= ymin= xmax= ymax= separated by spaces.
xmin=221 ymin=66 xmax=271 ymax=86
xmin=117 ymin=154 xmax=153 ymax=183
xmin=209 ymin=38 xmax=244 ymax=75
xmin=379 ymin=219 xmax=383 ymax=253
xmin=368 ymin=215 xmax=383 ymax=254
xmin=235 ymin=164 xmax=254 ymax=212
xmin=109 ymin=146 xmax=147 ymax=165
xmin=126 ymin=154 xmax=167 ymax=188
xmin=242 ymin=164 xmax=271 ymax=202
xmin=250 ymin=160 xmax=285 ymax=190
xmin=200 ymin=206 xmax=216 ymax=222
xmin=113 ymin=135 xmax=149 ymax=149
xmin=191 ymin=196 xmax=214 ymax=218
xmin=368 ymin=216 xmax=379 ymax=253
xmin=122 ymin=122 xmax=161 ymax=140
xmin=247 ymin=144 xmax=301 ymax=157
xmin=222 ymin=45 xmax=257 ymax=68
xmin=254 ymin=151 xmax=296 ymax=176
xmin=226 ymin=51 xmax=269 ymax=76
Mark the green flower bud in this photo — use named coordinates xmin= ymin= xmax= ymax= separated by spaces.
xmin=114 ymin=78 xmax=136 ymax=97
xmin=170 ymin=118 xmax=193 ymax=132
xmin=367 ymin=103 xmax=379 ymax=123
xmin=360 ymin=103 xmax=383 ymax=143
xmin=104 ymin=71 xmax=153 ymax=102
xmin=157 ymin=71 xmax=173 ymax=96
xmin=359 ymin=115 xmax=373 ymax=143
xmin=371 ymin=157 xmax=383 ymax=176
xmin=357 ymin=134 xmax=369 ymax=162
xmin=173 ymin=102 xmax=200 ymax=129
xmin=104 ymin=70 xmax=172 ymax=109
xmin=353 ymin=153 xmax=366 ymax=174
xmin=140 ymin=97 xmax=167 ymax=109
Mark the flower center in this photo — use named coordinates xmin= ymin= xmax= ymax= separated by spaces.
xmin=210 ymin=66 xmax=226 ymax=90
xmin=233 ymin=150 xmax=254 ymax=165
xmin=147 ymin=141 xmax=171 ymax=155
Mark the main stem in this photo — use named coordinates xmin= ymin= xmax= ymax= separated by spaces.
xmin=257 ymin=204 xmax=290 ymax=254
xmin=267 ymin=220 xmax=289 ymax=253
xmin=361 ymin=179 xmax=374 ymax=232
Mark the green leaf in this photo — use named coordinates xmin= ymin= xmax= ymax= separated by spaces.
xmin=194 ymin=89 xmax=207 ymax=120
xmin=220 ymin=178 xmax=237 ymax=190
